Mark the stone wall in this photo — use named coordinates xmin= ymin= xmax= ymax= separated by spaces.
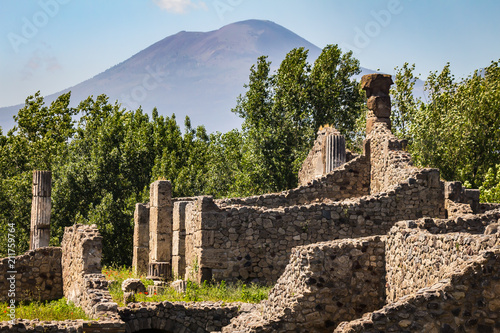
xmin=119 ymin=301 xmax=244 ymax=333
xmin=217 ymin=154 xmax=370 ymax=210
xmin=445 ymin=180 xmax=481 ymax=216
xmin=335 ymin=249 xmax=500 ymax=333
xmin=385 ymin=220 xmax=500 ymax=303
xmin=61 ymin=224 xmax=118 ymax=319
xmin=400 ymin=208 xmax=500 ymax=235
xmin=366 ymin=122 xmax=418 ymax=194
xmin=184 ymin=167 xmax=444 ymax=284
xmin=0 ymin=320 xmax=125 ymax=333
xmin=0 ymin=247 xmax=62 ymax=302
xmin=223 ymin=237 xmax=386 ymax=333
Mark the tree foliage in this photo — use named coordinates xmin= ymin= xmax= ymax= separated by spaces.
xmin=391 ymin=60 xmax=500 ymax=201
xmin=233 ymin=45 xmax=364 ymax=194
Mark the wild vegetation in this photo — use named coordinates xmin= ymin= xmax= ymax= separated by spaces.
xmin=0 ymin=43 xmax=498 ymax=267
xmin=103 ymin=266 xmax=271 ymax=307
xmin=0 ymin=298 xmax=89 ymax=321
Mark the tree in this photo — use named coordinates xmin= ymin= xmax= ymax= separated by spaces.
xmin=233 ymin=45 xmax=363 ymax=193
xmin=391 ymin=60 xmax=500 ymax=199
xmin=0 ymin=92 xmax=76 ymax=257
xmin=309 ymin=45 xmax=364 ymax=142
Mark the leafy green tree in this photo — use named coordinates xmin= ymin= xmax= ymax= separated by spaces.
xmin=233 ymin=45 xmax=363 ymax=193
xmin=391 ymin=60 xmax=500 ymax=200
xmin=52 ymin=95 xmax=157 ymax=265
xmin=309 ymin=45 xmax=364 ymax=142
xmin=0 ymin=92 xmax=76 ymax=257
xmin=390 ymin=63 xmax=419 ymax=141
xmin=480 ymin=165 xmax=500 ymax=203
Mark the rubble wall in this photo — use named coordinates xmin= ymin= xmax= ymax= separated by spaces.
xmin=61 ymin=224 xmax=118 ymax=319
xmin=335 ymin=249 xmax=500 ymax=333
xmin=184 ymin=168 xmax=445 ymax=284
xmin=0 ymin=247 xmax=62 ymax=302
xmin=385 ymin=220 xmax=500 ymax=303
xmin=367 ymin=122 xmax=418 ymax=194
xmin=120 ymin=301 xmax=242 ymax=333
xmin=223 ymin=237 xmax=386 ymax=333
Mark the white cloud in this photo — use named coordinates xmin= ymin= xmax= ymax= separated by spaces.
xmin=154 ymin=0 xmax=207 ymax=13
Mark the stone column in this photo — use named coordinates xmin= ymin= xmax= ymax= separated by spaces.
xmin=132 ymin=203 xmax=149 ymax=275
xmin=172 ymin=201 xmax=188 ymax=279
xmin=360 ymin=74 xmax=394 ymax=134
xmin=324 ymin=134 xmax=346 ymax=173
xmin=30 ymin=170 xmax=51 ymax=250
xmin=148 ymin=180 xmax=172 ymax=280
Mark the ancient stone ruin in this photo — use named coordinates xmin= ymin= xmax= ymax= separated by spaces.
xmin=1 ymin=73 xmax=500 ymax=332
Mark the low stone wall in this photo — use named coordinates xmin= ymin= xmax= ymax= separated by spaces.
xmin=223 ymin=237 xmax=386 ymax=333
xmin=385 ymin=221 xmax=500 ymax=303
xmin=0 ymin=320 xmax=125 ymax=332
xmin=0 ymin=247 xmax=62 ymax=302
xmin=119 ymin=301 xmax=244 ymax=333
xmin=445 ymin=181 xmax=481 ymax=215
xmin=61 ymin=224 xmax=118 ymax=319
xmin=402 ymin=208 xmax=500 ymax=235
xmin=216 ymin=155 xmax=370 ymax=211
xmin=335 ymin=249 xmax=500 ymax=333
xmin=184 ymin=167 xmax=444 ymax=284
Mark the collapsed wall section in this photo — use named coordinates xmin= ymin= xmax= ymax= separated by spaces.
xmin=0 ymin=247 xmax=62 ymax=302
xmin=184 ymin=168 xmax=444 ymax=284
xmin=223 ymin=237 xmax=386 ymax=333
xmin=217 ymin=154 xmax=370 ymax=210
xmin=61 ymin=224 xmax=118 ymax=319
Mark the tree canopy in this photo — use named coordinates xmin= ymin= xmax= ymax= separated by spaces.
xmin=390 ymin=60 xmax=500 ymax=201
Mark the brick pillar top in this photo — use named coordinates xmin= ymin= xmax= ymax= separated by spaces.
xmin=360 ymin=74 xmax=393 ymax=97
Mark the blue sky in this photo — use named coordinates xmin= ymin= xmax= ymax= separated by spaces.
xmin=1 ymin=0 xmax=499 ymax=108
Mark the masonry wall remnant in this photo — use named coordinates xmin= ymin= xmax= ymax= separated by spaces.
xmin=61 ymin=224 xmax=118 ymax=319
xmin=0 ymin=247 xmax=62 ymax=302
xmin=223 ymin=237 xmax=386 ymax=333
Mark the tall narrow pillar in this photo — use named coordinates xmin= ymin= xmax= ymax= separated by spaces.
xmin=324 ymin=134 xmax=346 ymax=173
xmin=148 ymin=180 xmax=172 ymax=280
xmin=132 ymin=203 xmax=150 ymax=275
xmin=30 ymin=170 xmax=51 ymax=250
xmin=172 ymin=201 xmax=188 ymax=279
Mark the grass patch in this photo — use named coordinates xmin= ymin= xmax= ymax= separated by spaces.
xmin=103 ymin=266 xmax=272 ymax=307
xmin=0 ymin=298 xmax=90 ymax=321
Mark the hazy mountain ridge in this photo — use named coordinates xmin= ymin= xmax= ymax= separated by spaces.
xmin=1 ymin=19 xmax=376 ymax=133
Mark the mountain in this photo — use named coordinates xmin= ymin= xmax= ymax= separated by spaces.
xmin=0 ymin=19 xmax=375 ymax=133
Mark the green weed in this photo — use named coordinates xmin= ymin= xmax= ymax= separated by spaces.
xmin=103 ymin=266 xmax=272 ymax=306
xmin=0 ymin=298 xmax=89 ymax=321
